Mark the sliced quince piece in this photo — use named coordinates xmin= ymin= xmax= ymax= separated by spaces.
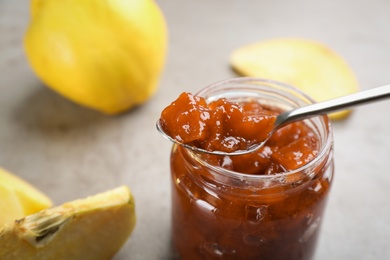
xmin=0 ymin=186 xmax=136 ymax=259
xmin=0 ymin=167 xmax=52 ymax=217
xmin=0 ymin=184 xmax=24 ymax=224
xmin=230 ymin=38 xmax=359 ymax=119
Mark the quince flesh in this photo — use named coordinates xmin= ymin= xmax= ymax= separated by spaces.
xmin=0 ymin=186 xmax=136 ymax=260
xmin=0 ymin=184 xmax=24 ymax=225
xmin=25 ymin=0 xmax=167 ymax=114
xmin=0 ymin=167 xmax=52 ymax=225
xmin=230 ymin=38 xmax=359 ymax=120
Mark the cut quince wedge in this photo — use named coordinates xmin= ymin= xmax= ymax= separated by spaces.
xmin=0 ymin=167 xmax=52 ymax=224
xmin=0 ymin=184 xmax=24 ymax=225
xmin=0 ymin=186 xmax=136 ymax=260
xmin=230 ymin=38 xmax=359 ymax=119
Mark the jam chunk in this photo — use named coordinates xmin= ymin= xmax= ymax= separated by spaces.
xmin=160 ymin=92 xmax=210 ymax=143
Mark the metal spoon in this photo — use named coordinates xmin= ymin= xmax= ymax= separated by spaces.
xmin=156 ymin=84 xmax=390 ymax=156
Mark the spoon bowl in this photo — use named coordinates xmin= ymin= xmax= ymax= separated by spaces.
xmin=157 ymin=84 xmax=390 ymax=156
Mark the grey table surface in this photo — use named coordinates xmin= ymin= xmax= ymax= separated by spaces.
xmin=1 ymin=0 xmax=389 ymax=259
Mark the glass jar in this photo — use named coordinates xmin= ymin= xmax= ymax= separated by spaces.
xmin=170 ymin=78 xmax=334 ymax=260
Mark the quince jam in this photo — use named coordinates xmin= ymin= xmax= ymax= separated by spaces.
xmin=160 ymin=92 xmax=277 ymax=154
xmin=161 ymin=87 xmax=334 ymax=260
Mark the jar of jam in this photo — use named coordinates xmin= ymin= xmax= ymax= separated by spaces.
xmin=169 ymin=78 xmax=334 ymax=260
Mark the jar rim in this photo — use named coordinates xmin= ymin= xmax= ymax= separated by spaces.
xmin=185 ymin=77 xmax=334 ymax=184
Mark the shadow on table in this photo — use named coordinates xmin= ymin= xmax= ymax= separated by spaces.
xmin=11 ymin=83 xmax=137 ymax=139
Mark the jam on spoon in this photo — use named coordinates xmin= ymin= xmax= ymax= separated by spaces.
xmin=157 ymin=84 xmax=390 ymax=156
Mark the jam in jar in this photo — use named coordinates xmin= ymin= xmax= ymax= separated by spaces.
xmin=161 ymin=78 xmax=334 ymax=260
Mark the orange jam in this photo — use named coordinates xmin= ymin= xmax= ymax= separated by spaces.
xmin=160 ymin=92 xmax=277 ymax=154
xmin=161 ymin=78 xmax=334 ymax=260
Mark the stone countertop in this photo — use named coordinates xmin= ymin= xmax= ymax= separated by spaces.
xmin=1 ymin=0 xmax=389 ymax=259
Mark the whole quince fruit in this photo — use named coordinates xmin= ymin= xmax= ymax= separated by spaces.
xmin=24 ymin=0 xmax=167 ymax=114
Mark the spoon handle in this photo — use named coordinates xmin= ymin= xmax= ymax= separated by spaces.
xmin=276 ymin=84 xmax=390 ymax=127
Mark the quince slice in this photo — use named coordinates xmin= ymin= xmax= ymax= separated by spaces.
xmin=230 ymin=38 xmax=359 ymax=119
xmin=0 ymin=186 xmax=136 ymax=260
xmin=0 ymin=184 xmax=24 ymax=225
xmin=0 ymin=167 xmax=52 ymax=224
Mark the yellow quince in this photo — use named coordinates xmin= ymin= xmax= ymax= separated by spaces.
xmin=0 ymin=186 xmax=136 ymax=259
xmin=230 ymin=38 xmax=359 ymax=120
xmin=0 ymin=167 xmax=52 ymax=225
xmin=25 ymin=0 xmax=167 ymax=114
